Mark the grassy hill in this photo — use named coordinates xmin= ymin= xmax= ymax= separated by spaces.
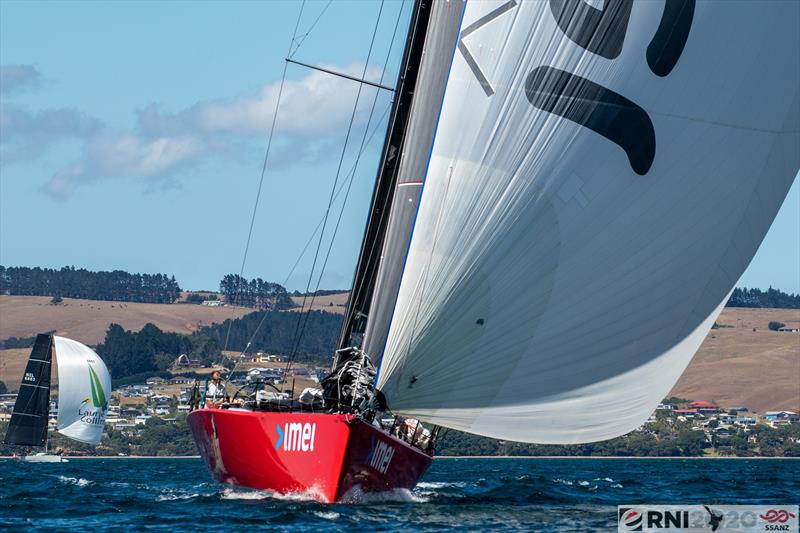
xmin=0 ymin=295 xmax=797 ymax=415
xmin=669 ymin=306 xmax=800 ymax=413
xmin=288 ymin=292 xmax=349 ymax=314
xmin=0 ymin=295 xmax=251 ymax=344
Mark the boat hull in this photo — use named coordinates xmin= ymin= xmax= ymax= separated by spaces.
xmin=186 ymin=408 xmax=432 ymax=502
xmin=23 ymin=454 xmax=66 ymax=463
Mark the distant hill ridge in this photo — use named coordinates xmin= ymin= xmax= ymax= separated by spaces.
xmin=3 ymin=264 xmax=799 ymax=309
xmin=726 ymin=287 xmax=800 ymax=309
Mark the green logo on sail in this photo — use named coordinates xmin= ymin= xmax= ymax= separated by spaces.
xmin=88 ymin=364 xmax=107 ymax=408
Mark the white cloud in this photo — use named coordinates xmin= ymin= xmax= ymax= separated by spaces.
xmin=2 ymin=63 xmax=392 ymax=198
xmin=0 ymin=64 xmax=42 ymax=94
xmin=0 ymin=103 xmax=102 ymax=162
xmin=138 ymin=63 xmax=387 ymax=138
xmin=43 ymin=134 xmax=206 ymax=199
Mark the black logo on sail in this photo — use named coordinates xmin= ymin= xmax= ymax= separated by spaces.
xmin=525 ymin=0 xmax=696 ymax=175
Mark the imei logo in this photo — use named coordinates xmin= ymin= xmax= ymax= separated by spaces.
xmin=365 ymin=438 xmax=395 ymax=475
xmin=275 ymin=422 xmax=316 ymax=452
xmin=618 ymin=508 xmax=643 ymax=531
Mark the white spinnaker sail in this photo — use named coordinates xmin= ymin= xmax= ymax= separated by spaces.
xmin=55 ymin=336 xmax=111 ymax=444
xmin=376 ymin=0 xmax=800 ymax=443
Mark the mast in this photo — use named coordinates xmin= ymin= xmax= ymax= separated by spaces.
xmin=338 ymin=0 xmax=434 ymax=350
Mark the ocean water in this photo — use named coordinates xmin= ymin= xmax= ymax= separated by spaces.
xmin=0 ymin=458 xmax=797 ymax=531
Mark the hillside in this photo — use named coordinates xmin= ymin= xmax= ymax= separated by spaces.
xmin=0 ymin=296 xmax=797 ymax=415
xmin=669 ymin=306 xmax=800 ymax=413
xmin=0 ymin=295 xmax=251 ymax=344
xmin=289 ymin=292 xmax=349 ymax=314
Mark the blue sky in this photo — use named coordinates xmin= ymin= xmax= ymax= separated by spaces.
xmin=1 ymin=1 xmax=798 ymax=293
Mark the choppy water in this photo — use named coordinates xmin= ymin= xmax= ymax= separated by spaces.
xmin=1 ymin=458 xmax=797 ymax=531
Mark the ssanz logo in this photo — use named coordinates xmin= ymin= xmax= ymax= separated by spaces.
xmin=761 ymin=510 xmax=796 ymax=523
xmin=365 ymin=438 xmax=395 ymax=475
xmin=275 ymin=423 xmax=316 ymax=452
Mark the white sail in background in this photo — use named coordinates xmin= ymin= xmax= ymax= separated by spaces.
xmin=55 ymin=336 xmax=111 ymax=444
xmin=376 ymin=0 xmax=799 ymax=443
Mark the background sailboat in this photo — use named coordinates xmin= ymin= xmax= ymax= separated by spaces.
xmin=4 ymin=334 xmax=112 ymax=462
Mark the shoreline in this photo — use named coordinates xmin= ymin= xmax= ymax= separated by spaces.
xmin=434 ymin=455 xmax=800 ymax=459
xmin=1 ymin=455 xmax=796 ymax=460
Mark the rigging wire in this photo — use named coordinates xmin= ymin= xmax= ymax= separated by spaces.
xmin=234 ymin=102 xmax=393 ymax=360
xmin=285 ymin=0 xmax=408 ymax=379
xmin=284 ymin=0 xmax=388 ymax=376
xmin=340 ymin=0 xmax=421 ymax=350
xmin=221 ymin=1 xmax=307 ymax=354
xmin=288 ymin=0 xmax=334 ymax=59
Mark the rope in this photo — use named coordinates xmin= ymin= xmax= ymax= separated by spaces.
xmin=289 ymin=0 xmax=333 ymax=59
xmin=283 ymin=0 xmax=392 ymax=380
xmin=285 ymin=0 xmax=408 ymax=379
xmin=221 ymin=1 xmax=307 ymax=354
xmin=234 ymin=103 xmax=393 ymax=361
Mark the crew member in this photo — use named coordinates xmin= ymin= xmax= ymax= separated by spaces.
xmin=206 ymin=370 xmax=227 ymax=407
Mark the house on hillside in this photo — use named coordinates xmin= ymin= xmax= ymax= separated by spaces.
xmin=202 ymin=300 xmax=223 ymax=307
xmin=175 ymin=354 xmax=201 ymax=368
xmin=134 ymin=415 xmax=152 ymax=425
xmin=150 ymin=394 xmax=171 ymax=405
xmin=777 ymin=326 xmax=799 ymax=332
xmin=674 ymin=409 xmax=699 ymax=418
xmin=734 ymin=416 xmax=757 ymax=426
xmin=170 ymin=376 xmax=192 ymax=385
xmin=764 ymin=411 xmax=799 ymax=427
xmin=688 ymin=400 xmax=720 ymax=415
xmin=146 ymin=377 xmax=167 ymax=386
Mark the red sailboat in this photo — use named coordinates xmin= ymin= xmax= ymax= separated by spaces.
xmin=188 ymin=0 xmax=799 ymax=503
xmin=187 ymin=410 xmax=432 ymax=503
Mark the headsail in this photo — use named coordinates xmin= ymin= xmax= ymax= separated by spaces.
xmin=54 ymin=336 xmax=111 ymax=445
xmin=3 ymin=334 xmax=53 ymax=446
xmin=375 ymin=0 xmax=800 ymax=443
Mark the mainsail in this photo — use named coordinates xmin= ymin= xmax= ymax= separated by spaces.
xmin=4 ymin=334 xmax=53 ymax=446
xmin=366 ymin=0 xmax=799 ymax=443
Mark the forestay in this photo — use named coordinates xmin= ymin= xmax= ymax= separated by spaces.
xmin=55 ymin=336 xmax=112 ymax=444
xmin=375 ymin=0 xmax=800 ymax=443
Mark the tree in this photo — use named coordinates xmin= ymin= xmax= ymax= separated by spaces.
xmin=768 ymin=321 xmax=786 ymax=331
xmin=0 ymin=381 xmax=6 ymax=394
xmin=0 ymin=265 xmax=183 ymax=303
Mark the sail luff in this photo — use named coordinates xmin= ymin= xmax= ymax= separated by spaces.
xmin=3 ymin=334 xmax=53 ymax=447
xmin=338 ymin=0 xmax=435 ymax=350
xmin=362 ymin=0 xmax=468 ymax=367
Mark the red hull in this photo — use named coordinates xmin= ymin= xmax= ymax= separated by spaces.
xmin=186 ymin=408 xmax=432 ymax=503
